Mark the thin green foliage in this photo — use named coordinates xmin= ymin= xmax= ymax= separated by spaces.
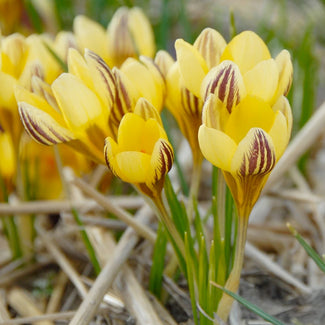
xmin=212 ymin=282 xmax=286 ymax=325
xmin=43 ymin=42 xmax=68 ymax=72
xmin=71 ymin=208 xmax=101 ymax=276
xmin=149 ymin=223 xmax=168 ymax=297
xmin=288 ymin=223 xmax=325 ymax=273
xmin=24 ymin=0 xmax=43 ymax=33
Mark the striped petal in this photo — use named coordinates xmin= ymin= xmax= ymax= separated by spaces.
xmin=231 ymin=128 xmax=275 ymax=177
xmin=175 ymin=38 xmax=208 ymax=98
xmin=274 ymin=49 xmax=293 ymax=100
xmin=194 ymin=28 xmax=227 ymax=69
xmin=154 ymin=50 xmax=174 ymax=78
xmin=134 ymin=97 xmax=163 ymax=125
xmin=84 ymin=49 xmax=116 ymax=109
xmin=201 ymin=60 xmax=246 ymax=113
xmin=18 ymin=102 xmax=75 ymax=145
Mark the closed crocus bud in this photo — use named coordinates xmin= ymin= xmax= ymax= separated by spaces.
xmin=16 ymin=49 xmax=116 ymax=164
xmin=0 ymin=128 xmax=15 ymax=187
xmin=156 ymin=50 xmax=203 ymax=165
xmin=107 ymin=6 xmax=155 ymax=67
xmin=104 ymin=101 xmax=173 ymax=198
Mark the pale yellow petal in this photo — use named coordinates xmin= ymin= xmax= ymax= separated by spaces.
xmin=128 ymin=7 xmax=155 ymax=58
xmin=134 ymin=97 xmax=163 ymax=125
xmin=73 ymin=15 xmax=109 ymax=63
xmin=155 ymin=50 xmax=175 ymax=78
xmin=175 ymin=38 xmax=208 ymax=98
xmin=220 ymin=31 xmax=271 ymax=74
xmin=268 ymin=110 xmax=289 ymax=160
xmin=274 ymin=49 xmax=293 ymax=100
xmin=198 ymin=125 xmax=237 ymax=171
xmin=194 ymin=28 xmax=227 ymax=69
xmin=52 ymin=73 xmax=106 ymax=131
xmin=243 ymin=59 xmax=278 ymax=103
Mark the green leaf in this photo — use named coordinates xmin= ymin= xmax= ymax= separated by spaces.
xmin=72 ymin=208 xmax=101 ymax=275
xmin=149 ymin=223 xmax=168 ymax=297
xmin=288 ymin=223 xmax=325 ymax=273
xmin=211 ymin=282 xmax=286 ymax=325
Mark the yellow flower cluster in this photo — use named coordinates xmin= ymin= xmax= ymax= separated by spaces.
xmin=0 ymin=6 xmax=293 ymax=212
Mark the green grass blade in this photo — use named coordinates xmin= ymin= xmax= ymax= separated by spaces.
xmin=42 ymin=41 xmax=68 ymax=72
xmin=71 ymin=208 xmax=101 ymax=275
xmin=211 ymin=282 xmax=286 ymax=325
xmin=184 ymin=232 xmax=199 ymax=325
xmin=288 ymin=223 xmax=325 ymax=273
xmin=149 ymin=223 xmax=168 ymax=297
xmin=24 ymin=0 xmax=44 ymax=33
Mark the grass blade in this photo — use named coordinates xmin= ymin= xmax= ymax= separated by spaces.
xmin=211 ymin=282 xmax=286 ymax=325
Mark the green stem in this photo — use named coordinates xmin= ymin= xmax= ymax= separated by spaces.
xmin=216 ymin=215 xmax=249 ymax=322
xmin=187 ymin=161 xmax=202 ymax=221
xmin=217 ymin=169 xmax=226 ymax=239
xmin=152 ymin=194 xmax=186 ymax=259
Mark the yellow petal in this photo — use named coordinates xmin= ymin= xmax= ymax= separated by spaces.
xmin=225 ymin=95 xmax=275 ymax=143
xmin=104 ymin=137 xmax=119 ymax=175
xmin=274 ymin=49 xmax=293 ymax=99
xmin=0 ymin=72 xmax=17 ymax=108
xmin=198 ymin=125 xmax=237 ymax=171
xmin=268 ymin=110 xmax=289 ymax=160
xmin=243 ymin=59 xmax=278 ymax=103
xmin=273 ymin=95 xmax=292 ymax=136
xmin=201 ymin=60 xmax=246 ymax=113
xmin=134 ymin=97 xmax=163 ymax=125
xmin=67 ymin=48 xmax=93 ymax=89
xmin=230 ymin=128 xmax=275 ymax=176
xmin=175 ymin=38 xmax=208 ymax=98
xmin=52 ymin=73 xmax=106 ymax=131
xmin=194 ymin=28 xmax=227 ymax=69
xmin=155 ymin=50 xmax=174 ymax=78
xmin=0 ymin=132 xmax=15 ymax=179
xmin=115 ymin=151 xmax=151 ymax=183
xmin=220 ymin=31 xmax=271 ymax=74
xmin=73 ymin=15 xmax=109 ymax=63
xmin=18 ymin=102 xmax=75 ymax=145
xmin=128 ymin=7 xmax=155 ymax=58
xmin=201 ymin=94 xmax=222 ymax=129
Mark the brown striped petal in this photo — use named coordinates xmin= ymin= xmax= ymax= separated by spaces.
xmin=18 ymin=102 xmax=75 ymax=145
xmin=201 ymin=60 xmax=246 ymax=113
xmin=194 ymin=28 xmax=227 ymax=69
xmin=232 ymin=128 xmax=275 ymax=177
xmin=133 ymin=97 xmax=163 ymax=125
xmin=84 ymin=49 xmax=116 ymax=109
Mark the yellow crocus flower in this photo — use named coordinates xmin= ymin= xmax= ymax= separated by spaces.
xmin=108 ymin=56 xmax=165 ymax=138
xmin=0 ymin=128 xmax=15 ymax=187
xmin=73 ymin=6 xmax=155 ymax=68
xmin=176 ymin=30 xmax=292 ymax=107
xmin=104 ymin=99 xmax=173 ymax=198
xmin=0 ymin=32 xmax=69 ymax=144
xmin=16 ymin=48 xmax=116 ymax=164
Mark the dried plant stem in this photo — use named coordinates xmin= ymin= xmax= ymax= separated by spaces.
xmin=69 ymin=206 xmax=152 ymax=325
xmin=216 ymin=216 xmax=248 ymax=322
xmin=264 ymin=101 xmax=325 ymax=193
xmin=36 ymin=225 xmax=88 ymax=299
xmin=46 ymin=271 xmax=69 ymax=313
xmin=73 ymin=177 xmax=156 ymax=245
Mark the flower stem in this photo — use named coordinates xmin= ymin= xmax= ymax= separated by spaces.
xmin=152 ymin=194 xmax=186 ymax=259
xmin=187 ymin=161 xmax=202 ymax=221
xmin=216 ymin=214 xmax=249 ymax=322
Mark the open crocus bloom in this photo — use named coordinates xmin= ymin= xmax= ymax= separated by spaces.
xmin=176 ymin=30 xmax=293 ymax=108
xmin=199 ymin=92 xmax=292 ymax=217
xmin=104 ymin=100 xmax=173 ymax=198
xmin=16 ymin=48 xmax=116 ymax=164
